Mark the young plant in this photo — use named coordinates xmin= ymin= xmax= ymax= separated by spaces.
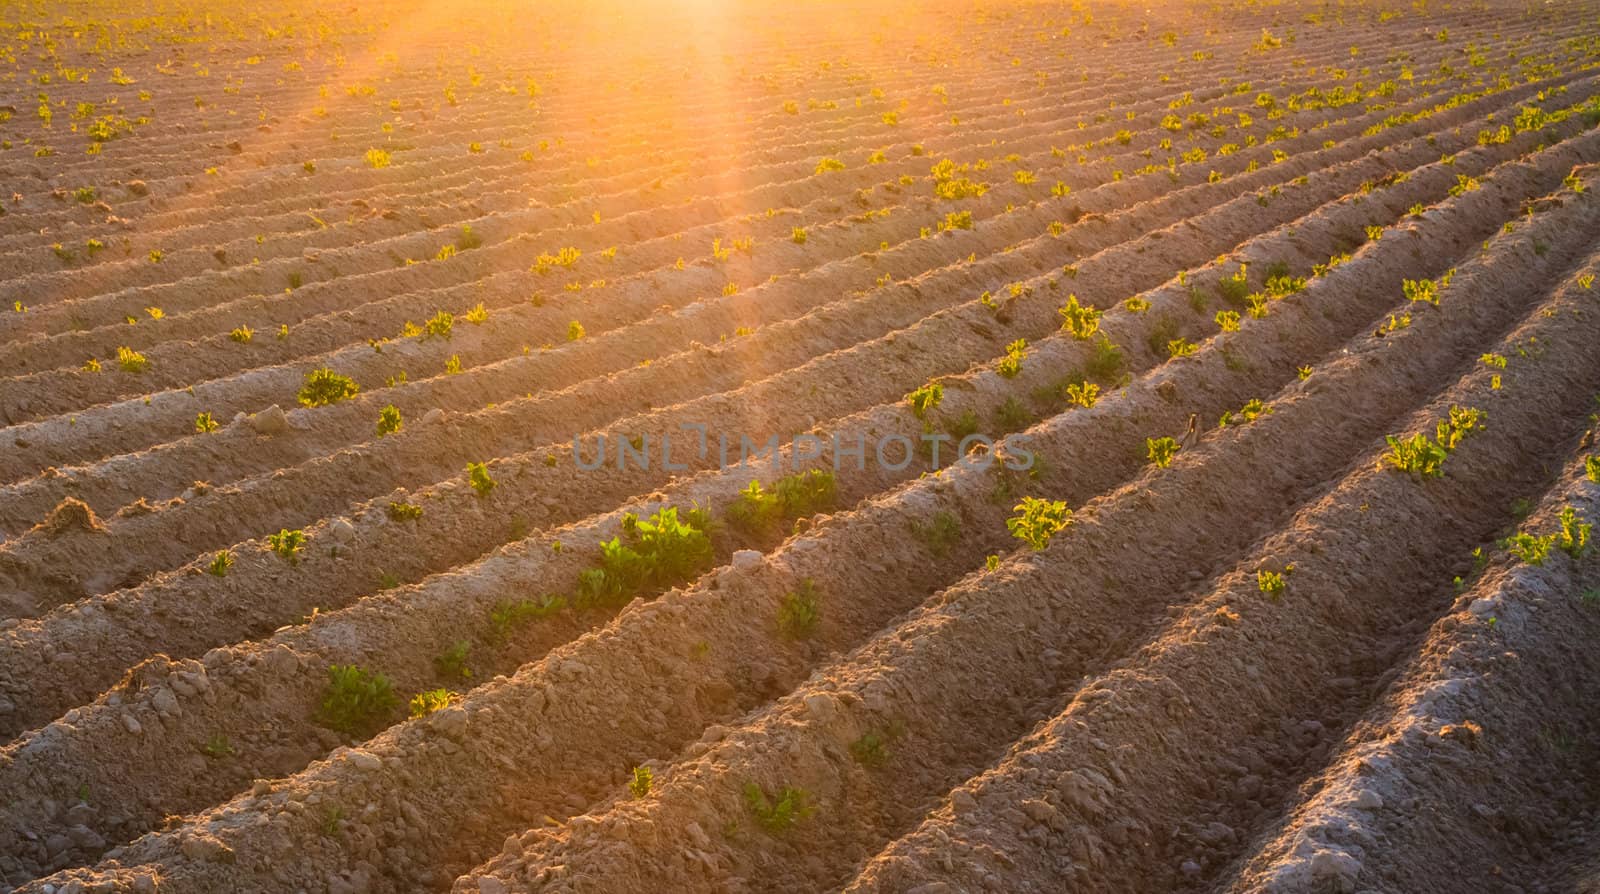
xmin=994 ymin=397 xmax=1033 ymax=431
xmin=1382 ymin=433 xmax=1448 ymax=478
xmin=743 ymin=783 xmax=813 ymax=833
xmin=376 ymin=405 xmax=402 ymax=437
xmin=629 ymin=766 xmax=654 ymax=799
xmin=1006 ymin=497 xmax=1071 ymax=551
xmin=268 ymin=528 xmax=306 ymax=564
xmin=316 ymin=664 xmax=398 ymax=734
xmin=435 ymin=640 xmax=472 ymax=681
xmin=1220 ymin=398 xmax=1271 ymax=426
xmin=207 ymin=550 xmax=233 ymax=577
xmin=1435 ymin=405 xmax=1484 ymax=450
xmin=996 ymin=339 xmax=1027 ymax=378
xmin=850 ymin=726 xmax=902 ymax=767
xmin=1383 ymin=406 xmax=1483 ymax=479
xmin=489 ymin=594 xmax=567 ymax=640
xmin=1167 ymin=337 xmax=1198 ymax=358
xmin=1064 ymin=380 xmax=1100 ymax=409
xmin=467 ymin=462 xmax=495 ymax=497
xmin=386 ymin=501 xmax=423 ymax=522
xmin=408 ymin=688 xmax=452 ymax=718
xmin=1085 ymin=336 xmax=1124 ymax=381
xmin=1147 ymin=436 xmax=1180 ymax=468
xmin=1058 ymin=294 xmax=1102 ymax=339
xmin=777 ymin=579 xmax=821 ymax=640
xmin=1217 ymin=265 xmax=1250 ymax=305
xmin=573 ymin=507 xmax=714 ymax=610
xmin=115 ymin=346 xmax=149 ymax=373
xmin=1403 ymin=278 xmax=1440 ymax=305
xmin=298 ymin=368 xmax=359 ymax=407
xmin=907 ymin=382 xmax=944 ymax=419
xmin=421 ymin=310 xmax=454 ymax=340
xmin=1506 ymin=531 xmax=1555 ymax=565
xmin=910 ymin=511 xmax=961 ymax=556
xmin=726 ymin=470 xmax=837 ymax=536
xmin=1257 ymin=568 xmax=1288 ymax=600
xmin=1558 ymin=506 xmax=1591 ymax=558
xmin=195 ymin=411 xmax=220 ymax=433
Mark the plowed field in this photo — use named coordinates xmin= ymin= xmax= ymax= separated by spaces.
xmin=5 ymin=1 xmax=1600 ymax=892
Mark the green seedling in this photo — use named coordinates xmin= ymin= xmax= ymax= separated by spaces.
xmin=777 ymin=579 xmax=822 ymax=640
xmin=316 ymin=664 xmax=397 ymax=734
xmin=1007 ymin=497 xmax=1071 ymax=551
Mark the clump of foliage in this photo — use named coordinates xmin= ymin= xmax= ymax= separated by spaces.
xmin=298 ymin=367 xmax=358 ymax=407
xmin=489 ymin=594 xmax=566 ymax=640
xmin=1383 ymin=434 xmax=1446 ymax=478
xmin=268 ymin=528 xmax=306 ymax=564
xmin=574 ymin=507 xmax=715 ymax=610
xmin=1217 ymin=265 xmax=1251 ymax=305
xmin=467 ymin=462 xmax=496 ymax=497
xmin=408 ymin=688 xmax=452 ymax=718
xmin=316 ymin=664 xmax=398 ymax=734
xmin=743 ymin=783 xmax=814 ymax=833
xmin=1064 ymin=380 xmax=1100 ymax=409
xmin=907 ymin=382 xmax=944 ymax=419
xmin=1058 ymin=294 xmax=1102 ymax=339
xmin=1403 ymin=278 xmax=1440 ymax=305
xmin=850 ymin=725 xmax=903 ymax=767
xmin=777 ymin=579 xmax=822 ymax=639
xmin=533 ymin=247 xmax=582 ymax=274
xmin=1506 ymin=531 xmax=1555 ymax=565
xmin=1558 ymin=506 xmax=1591 ymax=558
xmin=387 ymin=501 xmax=423 ymax=522
xmin=207 ymin=550 xmax=233 ymax=577
xmin=910 ymin=510 xmax=962 ymax=556
xmin=116 ymin=346 xmax=149 ymax=373
xmin=1147 ymin=436 xmax=1180 ymax=468
xmin=996 ymin=339 xmax=1027 ymax=378
xmin=435 ymin=640 xmax=472 ymax=680
xmin=1382 ymin=406 xmax=1484 ymax=479
xmin=376 ymin=405 xmax=403 ymax=437
xmin=1220 ymin=398 xmax=1271 ymax=427
xmin=421 ymin=310 xmax=453 ymax=340
xmin=629 ymin=766 xmax=653 ymax=799
xmin=195 ymin=411 xmax=220 ymax=433
xmin=726 ymin=470 xmax=837 ymax=536
xmin=1007 ymin=497 xmax=1071 ymax=550
xmin=1257 ymin=568 xmax=1288 ymax=600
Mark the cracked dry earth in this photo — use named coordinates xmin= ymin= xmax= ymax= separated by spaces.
xmin=5 ymin=0 xmax=1600 ymax=892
